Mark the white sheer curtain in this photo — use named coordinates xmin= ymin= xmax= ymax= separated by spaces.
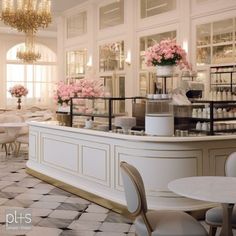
xmin=6 ymin=43 xmax=57 ymax=108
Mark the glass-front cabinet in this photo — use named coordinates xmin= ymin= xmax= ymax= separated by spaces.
xmin=98 ymin=38 xmax=125 ymax=113
xmin=100 ymin=75 xmax=125 ymax=113
xmin=66 ymin=49 xmax=87 ymax=79
xmin=196 ymin=18 xmax=236 ymax=65
xmin=99 ymin=41 xmax=124 ymax=72
xmin=139 ymin=30 xmax=176 ymax=96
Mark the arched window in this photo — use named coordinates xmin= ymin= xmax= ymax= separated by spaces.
xmin=6 ymin=43 xmax=57 ymax=108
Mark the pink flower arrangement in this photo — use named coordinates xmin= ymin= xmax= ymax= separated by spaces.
xmin=9 ymin=84 xmax=28 ymax=98
xmin=54 ymin=79 xmax=104 ymax=106
xmin=54 ymin=82 xmax=75 ymax=106
xmin=78 ymin=79 xmax=104 ymax=98
xmin=145 ymin=39 xmax=190 ymax=69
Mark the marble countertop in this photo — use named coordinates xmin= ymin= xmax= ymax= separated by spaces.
xmin=28 ymin=120 xmax=236 ymax=143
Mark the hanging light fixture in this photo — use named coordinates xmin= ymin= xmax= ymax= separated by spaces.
xmin=16 ymin=30 xmax=41 ymax=63
xmin=1 ymin=0 xmax=52 ymax=33
xmin=1 ymin=0 xmax=52 ymax=63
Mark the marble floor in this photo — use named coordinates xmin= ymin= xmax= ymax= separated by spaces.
xmin=0 ymin=146 xmax=234 ymax=236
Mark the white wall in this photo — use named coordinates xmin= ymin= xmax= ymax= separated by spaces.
xmin=57 ymin=0 xmax=236 ymax=97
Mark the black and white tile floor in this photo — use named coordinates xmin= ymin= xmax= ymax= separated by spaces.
xmin=0 ymin=147 xmax=233 ymax=236
xmin=0 ymin=148 xmax=134 ymax=236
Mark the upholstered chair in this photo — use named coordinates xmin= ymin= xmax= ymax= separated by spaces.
xmin=205 ymin=152 xmax=236 ymax=236
xmin=0 ymin=114 xmax=24 ymax=155
xmin=120 ymin=161 xmax=208 ymax=236
xmin=15 ymin=134 xmax=29 ymax=157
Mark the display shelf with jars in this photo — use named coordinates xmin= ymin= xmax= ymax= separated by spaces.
xmin=210 ymin=65 xmax=236 ymax=93
xmin=175 ymin=100 xmax=236 ymax=135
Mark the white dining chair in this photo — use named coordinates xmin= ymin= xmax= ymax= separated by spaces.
xmin=120 ymin=161 xmax=208 ymax=236
xmin=0 ymin=114 xmax=24 ymax=155
xmin=15 ymin=134 xmax=29 ymax=157
xmin=205 ymin=152 xmax=236 ymax=236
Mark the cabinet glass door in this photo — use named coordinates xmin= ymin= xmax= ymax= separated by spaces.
xmin=196 ymin=23 xmax=211 ymax=65
xmin=66 ymin=49 xmax=87 ymax=79
xmin=196 ymin=18 xmax=236 ymax=65
xmin=213 ymin=19 xmax=233 ymax=44
xmin=139 ymin=72 xmax=156 ymax=96
xmin=99 ymin=41 xmax=124 ymax=72
xmin=100 ymin=75 xmax=125 ymax=113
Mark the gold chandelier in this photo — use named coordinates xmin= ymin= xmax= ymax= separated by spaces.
xmin=1 ymin=0 xmax=52 ymax=33
xmin=16 ymin=30 xmax=41 ymax=63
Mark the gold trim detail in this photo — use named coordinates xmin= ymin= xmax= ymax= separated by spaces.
xmin=26 ymin=168 xmax=207 ymax=220
xmin=26 ymin=167 xmax=132 ymax=218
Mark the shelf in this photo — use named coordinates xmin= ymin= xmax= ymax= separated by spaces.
xmin=56 ymin=111 xmax=70 ymax=115
xmin=190 ymin=117 xmax=210 ymax=121
xmin=191 ymin=100 xmax=236 ymax=104
xmin=210 ymin=71 xmax=236 ymax=74
xmin=190 ymin=129 xmax=236 ymax=134
xmin=176 ymin=116 xmax=236 ymax=122
xmin=190 ymin=129 xmax=211 ymax=135
xmin=213 ymin=117 xmax=236 ymax=121
xmin=72 ymin=113 xmax=126 ymax=118
xmin=210 ymin=84 xmax=235 ymax=86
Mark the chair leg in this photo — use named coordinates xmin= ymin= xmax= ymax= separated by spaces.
xmin=8 ymin=143 xmax=13 ymax=152
xmin=4 ymin=144 xmax=8 ymax=155
xmin=15 ymin=143 xmax=21 ymax=157
xmin=209 ymin=226 xmax=217 ymax=236
xmin=7 ymin=143 xmax=12 ymax=154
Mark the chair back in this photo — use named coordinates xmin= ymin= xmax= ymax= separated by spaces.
xmin=225 ymin=152 xmax=236 ymax=177
xmin=120 ymin=161 xmax=148 ymax=216
xmin=0 ymin=114 xmax=24 ymax=123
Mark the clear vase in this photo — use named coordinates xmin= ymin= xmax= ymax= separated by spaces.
xmin=156 ymin=65 xmax=175 ymax=77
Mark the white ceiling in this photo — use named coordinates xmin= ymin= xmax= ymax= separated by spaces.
xmin=0 ymin=0 xmax=87 ymax=32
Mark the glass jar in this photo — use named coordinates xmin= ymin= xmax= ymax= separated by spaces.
xmin=145 ymin=98 xmax=174 ymax=136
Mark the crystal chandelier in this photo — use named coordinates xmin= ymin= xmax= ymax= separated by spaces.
xmin=16 ymin=31 xmax=41 ymax=63
xmin=1 ymin=0 xmax=52 ymax=33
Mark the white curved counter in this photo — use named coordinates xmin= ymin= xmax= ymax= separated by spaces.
xmin=26 ymin=121 xmax=236 ymax=213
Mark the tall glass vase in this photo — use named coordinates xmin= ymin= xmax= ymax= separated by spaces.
xmin=17 ymin=97 xmax=22 ymax=110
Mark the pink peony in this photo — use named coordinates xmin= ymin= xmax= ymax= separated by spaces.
xmin=54 ymin=79 xmax=104 ymax=105
xmin=145 ymin=39 xmax=190 ymax=69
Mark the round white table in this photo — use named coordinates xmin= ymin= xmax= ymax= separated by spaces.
xmin=0 ymin=122 xmax=27 ymax=135
xmin=168 ymin=176 xmax=236 ymax=236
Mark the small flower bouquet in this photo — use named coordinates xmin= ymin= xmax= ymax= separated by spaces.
xmin=145 ymin=39 xmax=190 ymax=69
xmin=9 ymin=84 xmax=28 ymax=98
